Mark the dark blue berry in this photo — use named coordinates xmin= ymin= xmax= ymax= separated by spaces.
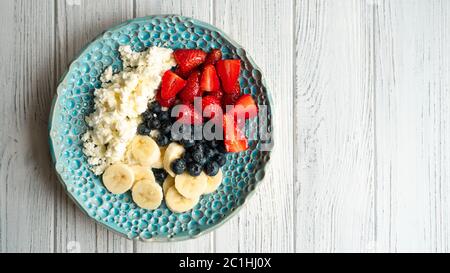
xmin=142 ymin=110 xmax=152 ymax=120
xmin=137 ymin=124 xmax=150 ymax=135
xmin=204 ymin=148 xmax=216 ymax=160
xmin=204 ymin=161 xmax=219 ymax=176
xmin=188 ymin=163 xmax=202 ymax=177
xmin=215 ymin=154 xmax=227 ymax=167
xmin=181 ymin=138 xmax=195 ymax=148
xmin=152 ymin=168 xmax=168 ymax=183
xmin=192 ymin=149 xmax=205 ymax=164
xmin=171 ymin=158 xmax=186 ymax=175
xmin=149 ymin=101 xmax=162 ymax=113
xmin=160 ymin=122 xmax=172 ymax=135
xmin=148 ymin=118 xmax=161 ymax=129
xmin=209 ymin=140 xmax=220 ymax=148
xmin=156 ymin=134 xmax=169 ymax=146
xmin=159 ymin=111 xmax=170 ymax=121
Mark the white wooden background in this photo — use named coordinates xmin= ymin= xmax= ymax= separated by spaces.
xmin=0 ymin=0 xmax=449 ymax=253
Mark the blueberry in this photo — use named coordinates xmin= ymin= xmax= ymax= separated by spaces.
xmin=171 ymin=158 xmax=186 ymax=175
xmin=209 ymin=140 xmax=220 ymax=148
xmin=137 ymin=123 xmax=150 ymax=135
xmin=148 ymin=118 xmax=161 ymax=129
xmin=149 ymin=101 xmax=162 ymax=113
xmin=160 ymin=122 xmax=172 ymax=135
xmin=152 ymin=168 xmax=168 ymax=183
xmin=204 ymin=148 xmax=216 ymax=160
xmin=156 ymin=134 xmax=169 ymax=146
xmin=214 ymin=154 xmax=227 ymax=167
xmin=192 ymin=149 xmax=205 ymax=164
xmin=204 ymin=161 xmax=220 ymax=176
xmin=142 ymin=110 xmax=152 ymax=120
xmin=216 ymin=142 xmax=226 ymax=154
xmin=159 ymin=111 xmax=170 ymax=121
xmin=188 ymin=163 xmax=202 ymax=177
xmin=181 ymin=138 xmax=195 ymax=148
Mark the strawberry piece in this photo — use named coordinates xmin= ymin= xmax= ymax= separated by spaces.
xmin=160 ymin=70 xmax=186 ymax=100
xmin=222 ymin=113 xmax=248 ymax=152
xmin=174 ymin=67 xmax=190 ymax=79
xmin=201 ymin=95 xmax=222 ymax=119
xmin=156 ymin=89 xmax=177 ymax=108
xmin=200 ymin=65 xmax=220 ymax=92
xmin=232 ymin=94 xmax=258 ymax=120
xmin=173 ymin=49 xmax=207 ymax=74
xmin=216 ymin=59 xmax=241 ymax=93
xmin=175 ymin=104 xmax=203 ymax=125
xmin=210 ymin=88 xmax=223 ymax=100
xmin=178 ymin=70 xmax=202 ymax=104
xmin=204 ymin=49 xmax=222 ymax=66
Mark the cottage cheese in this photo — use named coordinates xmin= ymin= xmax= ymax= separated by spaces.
xmin=82 ymin=46 xmax=176 ymax=175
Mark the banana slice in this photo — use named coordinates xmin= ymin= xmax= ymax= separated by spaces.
xmin=103 ymin=163 xmax=135 ymax=194
xmin=163 ymin=142 xmax=185 ymax=177
xmin=162 ymin=176 xmax=175 ymax=195
xmin=130 ymin=135 xmax=160 ymax=166
xmin=165 ymin=186 xmax=199 ymax=213
xmin=204 ymin=169 xmax=223 ymax=194
xmin=175 ymin=172 xmax=207 ymax=199
xmin=132 ymin=180 xmax=163 ymax=210
xmin=152 ymin=146 xmax=166 ymax=169
xmin=131 ymin=165 xmax=155 ymax=184
xmin=124 ymin=145 xmax=138 ymax=165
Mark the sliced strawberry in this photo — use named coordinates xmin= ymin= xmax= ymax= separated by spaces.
xmin=173 ymin=49 xmax=207 ymax=74
xmin=178 ymin=70 xmax=202 ymax=104
xmin=160 ymin=70 xmax=186 ymax=100
xmin=204 ymin=49 xmax=222 ymax=66
xmin=200 ymin=65 xmax=220 ymax=92
xmin=210 ymin=88 xmax=223 ymax=100
xmin=156 ymin=89 xmax=177 ymax=108
xmin=216 ymin=59 xmax=241 ymax=93
xmin=175 ymin=104 xmax=203 ymax=125
xmin=222 ymin=113 xmax=248 ymax=152
xmin=174 ymin=67 xmax=190 ymax=79
xmin=201 ymin=95 xmax=222 ymax=119
xmin=232 ymin=94 xmax=258 ymax=120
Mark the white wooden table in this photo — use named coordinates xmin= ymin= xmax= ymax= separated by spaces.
xmin=1 ymin=0 xmax=449 ymax=253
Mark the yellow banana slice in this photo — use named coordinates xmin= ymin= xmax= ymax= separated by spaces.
xmin=152 ymin=146 xmax=166 ymax=169
xmin=204 ymin=169 xmax=223 ymax=194
xmin=103 ymin=163 xmax=135 ymax=194
xmin=165 ymin=186 xmax=199 ymax=213
xmin=131 ymin=180 xmax=163 ymax=210
xmin=175 ymin=172 xmax=207 ymax=199
xmin=162 ymin=176 xmax=175 ymax=195
xmin=131 ymin=165 xmax=155 ymax=184
xmin=130 ymin=135 xmax=160 ymax=166
xmin=163 ymin=142 xmax=185 ymax=177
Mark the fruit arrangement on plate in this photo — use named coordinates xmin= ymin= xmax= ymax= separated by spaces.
xmin=96 ymin=47 xmax=259 ymax=213
xmin=49 ymin=15 xmax=272 ymax=240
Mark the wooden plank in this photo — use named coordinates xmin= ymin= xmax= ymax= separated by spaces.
xmin=295 ymin=0 xmax=376 ymax=252
xmin=374 ymin=0 xmax=450 ymax=252
xmin=0 ymin=0 xmax=56 ymax=252
xmin=133 ymin=0 xmax=214 ymax=253
xmin=55 ymin=0 xmax=134 ymax=253
xmin=213 ymin=0 xmax=295 ymax=252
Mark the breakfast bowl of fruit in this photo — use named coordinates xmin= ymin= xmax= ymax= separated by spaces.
xmin=49 ymin=15 xmax=273 ymax=241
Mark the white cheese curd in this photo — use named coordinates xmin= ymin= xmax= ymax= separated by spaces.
xmin=82 ymin=46 xmax=176 ymax=175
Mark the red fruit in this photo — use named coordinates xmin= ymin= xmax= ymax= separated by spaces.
xmin=232 ymin=94 xmax=258 ymax=120
xmin=210 ymin=88 xmax=223 ymax=100
xmin=204 ymin=49 xmax=222 ymax=66
xmin=223 ymin=113 xmax=248 ymax=153
xmin=201 ymin=95 xmax=222 ymax=119
xmin=200 ymin=65 xmax=220 ymax=92
xmin=156 ymin=89 xmax=177 ymax=108
xmin=216 ymin=59 xmax=241 ymax=93
xmin=160 ymin=70 xmax=186 ymax=100
xmin=173 ymin=49 xmax=207 ymax=74
xmin=178 ymin=70 xmax=202 ymax=104
xmin=222 ymin=93 xmax=240 ymax=109
xmin=175 ymin=104 xmax=203 ymax=125
xmin=174 ymin=67 xmax=190 ymax=79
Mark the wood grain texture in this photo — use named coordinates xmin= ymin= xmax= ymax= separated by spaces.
xmin=213 ymin=0 xmax=295 ymax=253
xmin=0 ymin=0 xmax=57 ymax=253
xmin=295 ymin=0 xmax=376 ymax=252
xmin=55 ymin=0 xmax=134 ymax=253
xmin=133 ymin=0 xmax=214 ymax=253
xmin=374 ymin=0 xmax=450 ymax=252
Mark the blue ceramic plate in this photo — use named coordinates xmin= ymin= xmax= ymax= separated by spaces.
xmin=49 ymin=15 xmax=273 ymax=241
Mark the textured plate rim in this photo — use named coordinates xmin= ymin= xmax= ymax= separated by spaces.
xmin=48 ymin=14 xmax=274 ymax=242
